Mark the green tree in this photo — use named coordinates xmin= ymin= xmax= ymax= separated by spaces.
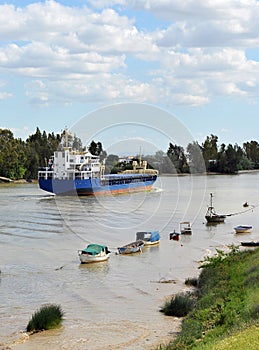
xmin=146 ymin=151 xmax=175 ymax=174
xmin=0 ymin=129 xmax=26 ymax=179
xmin=89 ymin=140 xmax=100 ymax=155
xmin=216 ymin=143 xmax=243 ymax=174
xmin=202 ymin=134 xmax=218 ymax=171
xmin=105 ymin=154 xmax=119 ymax=174
xmin=216 ymin=143 xmax=227 ymax=173
xmin=167 ymin=143 xmax=189 ymax=173
xmin=25 ymin=128 xmax=61 ymax=179
xmin=186 ymin=141 xmax=205 ymax=173
xmin=88 ymin=140 xmax=106 ymax=161
xmin=243 ymin=141 xmax=259 ymax=168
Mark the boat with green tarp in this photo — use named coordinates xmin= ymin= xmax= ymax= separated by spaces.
xmin=78 ymin=244 xmax=110 ymax=263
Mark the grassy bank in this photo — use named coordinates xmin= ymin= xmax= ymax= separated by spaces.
xmin=158 ymin=246 xmax=259 ymax=350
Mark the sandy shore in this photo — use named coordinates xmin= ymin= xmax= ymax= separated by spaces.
xmin=2 ymin=317 xmax=181 ymax=350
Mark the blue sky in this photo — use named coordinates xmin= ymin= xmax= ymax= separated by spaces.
xmin=0 ymin=0 xmax=259 ymax=154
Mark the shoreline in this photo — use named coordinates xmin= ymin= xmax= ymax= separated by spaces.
xmin=1 ymin=168 xmax=259 ymax=184
xmin=4 ymin=299 xmax=183 ymax=350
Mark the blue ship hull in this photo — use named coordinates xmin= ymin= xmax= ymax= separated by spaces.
xmin=38 ymin=174 xmax=157 ymax=195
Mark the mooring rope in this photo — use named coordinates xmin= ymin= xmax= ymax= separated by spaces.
xmin=224 ymin=203 xmax=259 ymax=217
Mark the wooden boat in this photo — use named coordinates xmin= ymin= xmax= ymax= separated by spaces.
xmin=205 ymin=193 xmax=226 ymax=223
xmin=117 ymin=240 xmax=144 ymax=254
xmin=78 ymin=244 xmax=110 ymax=263
xmin=180 ymin=221 xmax=192 ymax=235
xmin=234 ymin=225 xmax=252 ymax=234
xmin=169 ymin=230 xmax=180 ymax=241
xmin=136 ymin=230 xmax=160 ymax=245
xmin=241 ymin=241 xmax=259 ymax=247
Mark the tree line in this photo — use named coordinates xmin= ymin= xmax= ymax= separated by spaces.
xmin=1 ymin=128 xmax=259 ymax=180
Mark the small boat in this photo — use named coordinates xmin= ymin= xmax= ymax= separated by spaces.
xmin=117 ymin=240 xmax=144 ymax=254
xmin=205 ymin=193 xmax=226 ymax=223
xmin=180 ymin=221 xmax=192 ymax=235
xmin=234 ymin=225 xmax=252 ymax=234
xmin=241 ymin=241 xmax=259 ymax=247
xmin=169 ymin=230 xmax=180 ymax=241
xmin=78 ymin=244 xmax=110 ymax=263
xmin=136 ymin=231 xmax=160 ymax=245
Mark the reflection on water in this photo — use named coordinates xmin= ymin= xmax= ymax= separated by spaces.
xmin=1 ymin=174 xmax=259 ymax=348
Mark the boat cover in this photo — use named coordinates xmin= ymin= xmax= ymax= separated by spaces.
xmin=82 ymin=244 xmax=107 ymax=255
xmin=136 ymin=231 xmax=160 ymax=242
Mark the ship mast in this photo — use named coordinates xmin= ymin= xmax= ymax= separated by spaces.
xmin=139 ymin=146 xmax=142 ymax=167
xmin=209 ymin=192 xmax=213 ymax=208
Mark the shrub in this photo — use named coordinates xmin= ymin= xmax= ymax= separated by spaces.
xmin=185 ymin=277 xmax=198 ymax=287
xmin=161 ymin=293 xmax=195 ymax=317
xmin=26 ymin=304 xmax=64 ymax=333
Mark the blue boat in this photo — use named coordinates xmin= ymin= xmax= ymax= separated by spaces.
xmin=38 ymin=142 xmax=158 ymax=196
xmin=136 ymin=230 xmax=160 ymax=245
xmin=117 ymin=240 xmax=144 ymax=254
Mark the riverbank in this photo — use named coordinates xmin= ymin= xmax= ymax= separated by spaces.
xmin=158 ymin=246 xmax=259 ymax=350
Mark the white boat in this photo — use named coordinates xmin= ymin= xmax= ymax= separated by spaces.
xmin=78 ymin=244 xmax=111 ymax=263
xmin=136 ymin=231 xmax=160 ymax=245
xmin=180 ymin=221 xmax=192 ymax=235
xmin=234 ymin=225 xmax=252 ymax=234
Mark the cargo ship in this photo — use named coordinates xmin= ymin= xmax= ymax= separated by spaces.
xmin=38 ymin=146 xmax=158 ymax=196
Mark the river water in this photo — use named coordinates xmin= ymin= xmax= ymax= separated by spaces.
xmin=1 ymin=173 xmax=259 ymax=349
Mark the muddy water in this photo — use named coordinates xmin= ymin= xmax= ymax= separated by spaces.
xmin=1 ymin=173 xmax=259 ymax=349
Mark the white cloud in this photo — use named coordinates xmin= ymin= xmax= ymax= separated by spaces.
xmin=0 ymin=80 xmax=12 ymax=100
xmin=131 ymin=0 xmax=258 ymax=22
xmin=0 ymin=92 xmax=13 ymax=100
xmin=0 ymin=1 xmax=258 ymax=107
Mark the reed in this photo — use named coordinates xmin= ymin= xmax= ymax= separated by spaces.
xmin=26 ymin=304 xmax=64 ymax=333
xmin=185 ymin=277 xmax=198 ymax=287
xmin=160 ymin=292 xmax=195 ymax=317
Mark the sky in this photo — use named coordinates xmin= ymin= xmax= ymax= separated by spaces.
xmin=0 ymin=0 xmax=259 ymax=154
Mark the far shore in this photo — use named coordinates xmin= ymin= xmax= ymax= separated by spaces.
xmin=156 ymin=168 xmax=259 ymax=177
xmin=1 ymin=168 xmax=259 ymax=184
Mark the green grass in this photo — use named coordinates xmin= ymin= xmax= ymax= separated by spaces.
xmin=26 ymin=304 xmax=64 ymax=333
xmin=156 ymin=246 xmax=259 ymax=350
xmin=160 ymin=293 xmax=196 ymax=317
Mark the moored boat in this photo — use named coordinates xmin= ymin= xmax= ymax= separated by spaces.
xmin=136 ymin=230 xmax=160 ymax=245
xmin=169 ymin=230 xmax=181 ymax=241
xmin=205 ymin=193 xmax=226 ymax=223
xmin=234 ymin=225 xmax=252 ymax=234
xmin=180 ymin=221 xmax=192 ymax=235
xmin=38 ymin=132 xmax=158 ymax=196
xmin=78 ymin=244 xmax=110 ymax=263
xmin=241 ymin=241 xmax=259 ymax=247
xmin=117 ymin=240 xmax=144 ymax=254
